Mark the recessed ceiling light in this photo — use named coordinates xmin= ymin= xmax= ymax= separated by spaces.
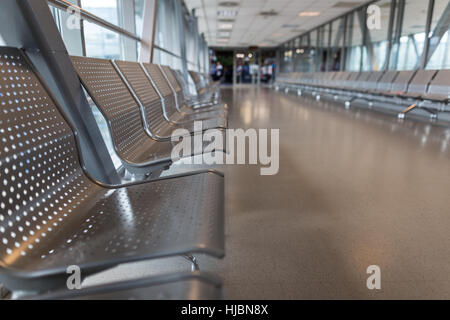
xmin=218 ymin=31 xmax=231 ymax=37
xmin=217 ymin=10 xmax=238 ymax=17
xmin=218 ymin=23 xmax=233 ymax=30
xmin=259 ymin=10 xmax=278 ymax=17
xmin=299 ymin=11 xmax=321 ymax=17
xmin=218 ymin=18 xmax=235 ymax=23
xmin=218 ymin=1 xmax=239 ymax=7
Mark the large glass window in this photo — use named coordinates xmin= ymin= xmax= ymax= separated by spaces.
xmin=345 ymin=11 xmax=363 ymax=71
xmin=329 ymin=18 xmax=345 ymax=71
xmin=426 ymin=0 xmax=450 ymax=70
xmin=389 ymin=0 xmax=430 ymax=70
xmin=310 ymin=29 xmax=319 ymax=72
xmin=366 ymin=0 xmax=392 ymax=71
xmin=49 ymin=0 xmax=140 ymax=60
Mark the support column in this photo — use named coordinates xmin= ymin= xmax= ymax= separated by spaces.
xmin=139 ymin=0 xmax=157 ymax=63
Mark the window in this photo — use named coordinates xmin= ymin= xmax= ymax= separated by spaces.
xmin=345 ymin=11 xmax=364 ymax=71
xmin=329 ymin=18 xmax=345 ymax=71
xmin=310 ymin=29 xmax=319 ymax=71
xmin=389 ymin=0 xmax=429 ymax=70
xmin=367 ymin=0 xmax=392 ymax=71
xmin=426 ymin=0 xmax=450 ymax=70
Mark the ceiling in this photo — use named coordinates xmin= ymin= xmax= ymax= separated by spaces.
xmin=184 ymin=0 xmax=371 ymax=48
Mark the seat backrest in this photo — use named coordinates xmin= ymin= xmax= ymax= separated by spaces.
xmin=353 ymin=72 xmax=371 ymax=89
xmin=0 ymin=47 xmax=97 ymax=268
xmin=113 ymin=61 xmax=168 ymax=138
xmin=376 ymin=71 xmax=398 ymax=92
xmin=406 ymin=69 xmax=437 ymax=96
xmin=388 ymin=71 xmax=414 ymax=93
xmin=366 ymin=71 xmax=384 ymax=90
xmin=344 ymin=72 xmax=361 ymax=88
xmin=141 ymin=63 xmax=178 ymax=118
xmin=189 ymin=71 xmax=205 ymax=95
xmin=427 ymin=70 xmax=450 ymax=98
xmin=160 ymin=65 xmax=185 ymax=111
xmin=71 ymin=56 xmax=151 ymax=164
xmin=174 ymin=70 xmax=193 ymax=96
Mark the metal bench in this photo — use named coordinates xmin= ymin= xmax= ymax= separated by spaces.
xmin=189 ymin=71 xmax=217 ymax=97
xmin=400 ymin=70 xmax=438 ymax=99
xmin=382 ymin=71 xmax=416 ymax=96
xmin=173 ymin=70 xmax=219 ymax=108
xmin=142 ymin=63 xmax=227 ymax=129
xmin=114 ymin=61 xmax=227 ymax=134
xmin=0 ymin=47 xmax=225 ymax=294
xmin=26 ymin=272 xmax=223 ymax=300
xmin=70 ymin=56 xmax=176 ymax=177
xmin=422 ymin=70 xmax=450 ymax=103
xmin=374 ymin=71 xmax=398 ymax=94
xmin=159 ymin=65 xmax=227 ymax=118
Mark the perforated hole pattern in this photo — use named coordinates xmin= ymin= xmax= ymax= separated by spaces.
xmin=0 ymin=47 xmax=100 ymax=269
xmin=0 ymin=48 xmax=224 ymax=275
xmin=161 ymin=66 xmax=186 ymax=111
xmin=114 ymin=61 xmax=172 ymax=137
xmin=142 ymin=63 xmax=178 ymax=117
xmin=70 ymin=56 xmax=156 ymax=164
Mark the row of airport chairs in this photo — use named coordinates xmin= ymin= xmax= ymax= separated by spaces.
xmin=0 ymin=47 xmax=227 ymax=299
xmin=275 ymin=69 xmax=450 ymax=121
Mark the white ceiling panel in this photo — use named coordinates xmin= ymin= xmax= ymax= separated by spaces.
xmin=184 ymin=0 xmax=371 ymax=47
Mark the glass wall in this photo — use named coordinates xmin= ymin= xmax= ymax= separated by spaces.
xmin=277 ymin=0 xmax=450 ymax=74
xmin=345 ymin=10 xmax=364 ymax=71
xmin=426 ymin=0 xmax=450 ymax=70
xmin=389 ymin=0 xmax=430 ymax=70
xmin=48 ymin=0 xmax=209 ymax=73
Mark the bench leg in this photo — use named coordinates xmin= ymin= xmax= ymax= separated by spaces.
xmin=183 ymin=254 xmax=200 ymax=272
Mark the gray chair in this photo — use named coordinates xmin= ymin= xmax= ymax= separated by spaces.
xmin=364 ymin=71 xmax=385 ymax=91
xmin=159 ymin=65 xmax=226 ymax=117
xmin=400 ymin=70 xmax=438 ymax=99
xmin=173 ymin=70 xmax=217 ymax=107
xmin=384 ymin=71 xmax=414 ymax=96
xmin=422 ymin=70 xmax=450 ymax=103
xmin=143 ymin=63 xmax=227 ymax=128
xmin=0 ymin=47 xmax=225 ymax=294
xmin=70 ymin=56 xmax=179 ymax=176
xmin=114 ymin=61 xmax=227 ymax=133
xmin=375 ymin=71 xmax=399 ymax=94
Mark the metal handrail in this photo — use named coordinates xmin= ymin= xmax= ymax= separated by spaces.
xmin=48 ymin=0 xmax=196 ymax=66
xmin=48 ymin=0 xmax=144 ymax=43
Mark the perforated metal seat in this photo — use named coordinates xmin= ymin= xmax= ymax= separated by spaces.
xmin=114 ymin=61 xmax=227 ymax=135
xmin=159 ymin=65 xmax=226 ymax=116
xmin=70 ymin=56 xmax=176 ymax=174
xmin=142 ymin=63 xmax=227 ymax=128
xmin=422 ymin=70 xmax=450 ymax=102
xmin=174 ymin=70 xmax=218 ymax=107
xmin=0 ymin=47 xmax=225 ymax=292
xmin=70 ymin=56 xmax=223 ymax=173
xmin=374 ymin=71 xmax=399 ymax=94
xmin=401 ymin=70 xmax=437 ymax=99
xmin=382 ymin=71 xmax=414 ymax=96
xmin=28 ymin=272 xmax=223 ymax=300
xmin=189 ymin=71 xmax=207 ymax=96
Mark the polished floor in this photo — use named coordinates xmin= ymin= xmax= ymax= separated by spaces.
xmin=89 ymin=85 xmax=450 ymax=299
